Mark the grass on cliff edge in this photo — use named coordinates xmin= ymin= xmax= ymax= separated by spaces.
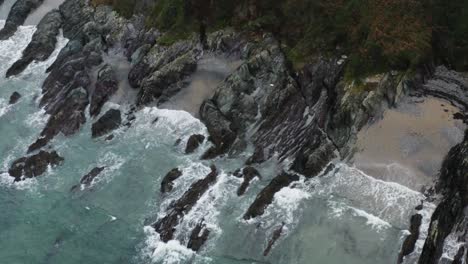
xmin=104 ymin=0 xmax=468 ymax=78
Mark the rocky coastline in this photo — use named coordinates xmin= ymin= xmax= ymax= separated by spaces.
xmin=1 ymin=0 xmax=467 ymax=262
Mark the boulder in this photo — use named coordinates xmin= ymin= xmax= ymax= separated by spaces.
xmin=8 ymin=91 xmax=21 ymax=104
xmin=91 ymin=109 xmax=122 ymax=138
xmin=160 ymin=168 xmax=183 ymax=193
xmin=8 ymin=151 xmax=63 ymax=181
xmin=185 ymin=134 xmax=205 ymax=154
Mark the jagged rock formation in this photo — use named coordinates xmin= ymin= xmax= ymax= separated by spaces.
xmin=91 ymin=109 xmax=122 ymax=138
xmin=418 ymin=130 xmax=468 ymax=264
xmin=8 ymin=151 xmax=63 ymax=181
xmin=233 ymin=166 xmax=261 ymax=196
xmin=160 ymin=168 xmax=183 ymax=193
xmin=152 ymin=165 xmax=217 ymax=242
xmin=6 ymin=10 xmax=63 ymax=77
xmin=0 ymin=0 xmax=44 ymax=40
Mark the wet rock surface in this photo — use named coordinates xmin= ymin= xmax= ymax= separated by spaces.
xmin=419 ymin=130 xmax=468 ymax=264
xmin=187 ymin=220 xmax=210 ymax=252
xmin=70 ymin=166 xmax=105 ymax=191
xmin=6 ymin=9 xmax=62 ymax=77
xmin=152 ymin=165 xmax=218 ymax=242
xmin=8 ymin=150 xmax=63 ymax=181
xmin=0 ymin=0 xmax=44 ymax=40
xmin=263 ymin=223 xmax=285 ymax=256
xmin=160 ymin=168 xmax=183 ymax=193
xmin=8 ymin=91 xmax=21 ymax=104
xmin=91 ymin=109 xmax=122 ymax=138
xmin=185 ymin=134 xmax=205 ymax=154
xmin=243 ymin=172 xmax=299 ymax=220
xmin=234 ymin=166 xmax=261 ymax=196
xmin=29 ymin=87 xmax=89 ymax=153
xmin=398 ymin=214 xmax=423 ymax=263
xmin=90 ymin=64 xmax=118 ymax=117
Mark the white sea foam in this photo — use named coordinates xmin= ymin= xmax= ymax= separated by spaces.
xmin=140 ymin=226 xmax=213 ymax=264
xmin=316 ymin=163 xmax=424 ymax=229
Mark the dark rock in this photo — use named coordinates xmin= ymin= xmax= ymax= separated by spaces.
xmin=160 ymin=168 xmax=183 ymax=193
xmin=415 ymin=203 xmax=423 ymax=211
xmin=91 ymin=109 xmax=122 ymax=138
xmin=79 ymin=166 xmax=105 ymax=185
xmin=185 ymin=134 xmax=205 ymax=154
xmin=129 ymin=40 xmax=200 ymax=105
xmin=58 ymin=0 xmax=93 ymax=39
xmin=0 ymin=0 xmax=44 ymax=40
xmin=90 ymin=64 xmax=119 ymax=117
xmin=263 ymin=223 xmax=285 ymax=256
xmin=397 ymin=214 xmax=423 ymax=263
xmin=199 ymin=100 xmax=236 ymax=159
xmin=236 ymin=166 xmax=261 ymax=196
xmin=8 ymin=91 xmax=21 ymax=104
xmin=152 ymin=165 xmax=218 ymax=242
xmin=105 ymin=134 xmax=114 ymax=141
xmin=46 ymin=40 xmax=83 ymax=73
xmin=6 ymin=10 xmax=62 ymax=77
xmin=243 ymin=172 xmax=299 ymax=220
xmin=8 ymin=151 xmax=63 ymax=181
xmin=187 ymin=220 xmax=210 ymax=252
xmin=70 ymin=166 xmax=105 ymax=191
xmin=419 ymin=130 xmax=468 ymax=264
xmin=290 ymin=129 xmax=337 ymax=178
xmin=28 ymin=87 xmax=89 ymax=153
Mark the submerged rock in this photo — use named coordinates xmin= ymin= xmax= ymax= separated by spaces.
xmin=160 ymin=168 xmax=183 ymax=193
xmin=70 ymin=166 xmax=105 ymax=191
xmin=263 ymin=222 xmax=285 ymax=256
xmin=8 ymin=151 xmax=63 ymax=181
xmin=8 ymin=91 xmax=21 ymax=104
xmin=187 ymin=220 xmax=210 ymax=252
xmin=0 ymin=0 xmax=44 ymax=40
xmin=185 ymin=134 xmax=205 ymax=154
xmin=243 ymin=172 xmax=299 ymax=220
xmin=152 ymin=165 xmax=218 ymax=242
xmin=6 ymin=10 xmax=63 ymax=77
xmin=91 ymin=109 xmax=122 ymax=138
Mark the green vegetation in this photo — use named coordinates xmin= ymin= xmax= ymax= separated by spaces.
xmin=105 ymin=0 xmax=468 ymax=75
